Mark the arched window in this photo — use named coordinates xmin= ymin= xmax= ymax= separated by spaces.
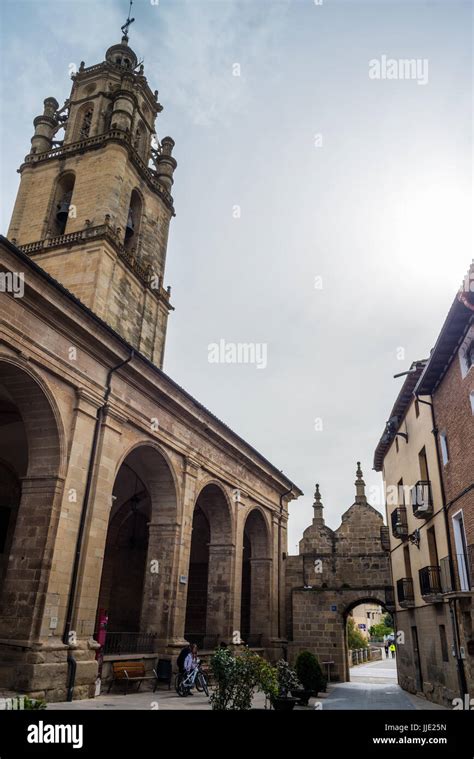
xmin=103 ymin=103 xmax=113 ymax=133
xmin=75 ymin=103 xmax=94 ymax=141
xmin=124 ymin=189 xmax=143 ymax=250
xmin=49 ymin=172 xmax=76 ymax=237
xmin=133 ymin=122 xmax=147 ymax=159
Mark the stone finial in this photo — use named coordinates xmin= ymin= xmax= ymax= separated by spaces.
xmin=355 ymin=461 xmax=367 ymax=504
xmin=313 ymin=482 xmax=325 ymax=525
xmin=43 ymin=97 xmax=59 ymax=118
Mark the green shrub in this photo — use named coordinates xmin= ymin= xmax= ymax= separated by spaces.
xmin=275 ymin=659 xmax=300 ymax=696
xmin=24 ymin=696 xmax=47 ymax=710
xmin=210 ymin=647 xmax=278 ymax=710
xmin=295 ymin=651 xmax=327 ymax=693
xmin=347 ymin=617 xmax=369 ymax=649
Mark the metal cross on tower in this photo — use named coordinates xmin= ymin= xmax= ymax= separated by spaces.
xmin=121 ymin=0 xmax=135 ymax=39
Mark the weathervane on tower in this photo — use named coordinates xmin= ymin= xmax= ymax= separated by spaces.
xmin=121 ymin=0 xmax=135 ymax=41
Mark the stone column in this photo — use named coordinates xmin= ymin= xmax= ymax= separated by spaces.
xmin=249 ymin=557 xmax=272 ymax=641
xmin=0 ymin=475 xmax=64 ymax=641
xmin=140 ymin=518 xmax=181 ymax=646
xmin=167 ymin=457 xmax=200 ymax=648
xmin=231 ymin=501 xmax=245 ymax=643
xmin=70 ymin=408 xmax=124 ymax=638
xmin=205 ymin=543 xmax=235 ymax=646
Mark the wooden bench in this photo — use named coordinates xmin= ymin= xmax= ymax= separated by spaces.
xmin=107 ymin=661 xmax=156 ymax=694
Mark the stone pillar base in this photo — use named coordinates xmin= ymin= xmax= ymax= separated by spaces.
xmin=0 ymin=637 xmax=98 ymax=702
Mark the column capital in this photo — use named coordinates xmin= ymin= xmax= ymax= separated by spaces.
xmin=184 ymin=457 xmax=200 ymax=478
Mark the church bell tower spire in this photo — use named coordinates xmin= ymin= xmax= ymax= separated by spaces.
xmin=7 ymin=18 xmax=177 ymax=369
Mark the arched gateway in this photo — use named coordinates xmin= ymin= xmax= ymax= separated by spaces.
xmin=286 ymin=464 xmax=393 ymax=682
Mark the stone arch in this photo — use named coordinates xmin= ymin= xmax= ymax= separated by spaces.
xmin=0 ymin=358 xmax=65 ymax=640
xmin=342 ymin=594 xmax=391 ymax=682
xmin=112 ymin=439 xmax=180 ymax=519
xmin=96 ymin=441 xmax=180 ymax=647
xmin=194 ymin=480 xmax=234 ymax=542
xmin=185 ymin=481 xmax=235 ymax=647
xmin=0 ymin=357 xmax=65 ymax=478
xmin=240 ymin=507 xmax=272 ymax=645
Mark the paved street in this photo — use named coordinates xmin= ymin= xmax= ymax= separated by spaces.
xmin=323 ymin=658 xmax=446 ymax=711
xmin=45 ymin=658 xmax=446 ymax=711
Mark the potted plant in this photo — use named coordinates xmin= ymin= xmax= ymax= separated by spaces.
xmin=271 ymin=660 xmax=300 ymax=711
xmin=292 ymin=651 xmax=327 ymax=705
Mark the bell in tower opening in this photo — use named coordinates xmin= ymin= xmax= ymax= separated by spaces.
xmin=125 ymin=207 xmax=135 ymax=240
xmin=56 ymin=191 xmax=72 ymax=234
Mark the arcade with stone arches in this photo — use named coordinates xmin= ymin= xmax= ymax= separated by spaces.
xmin=286 ymin=464 xmax=394 ymax=682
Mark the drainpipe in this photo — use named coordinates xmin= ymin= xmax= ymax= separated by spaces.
xmin=416 ymin=394 xmax=468 ymax=699
xmin=63 ymin=350 xmax=135 ymax=701
xmin=278 ymin=487 xmax=293 ymax=650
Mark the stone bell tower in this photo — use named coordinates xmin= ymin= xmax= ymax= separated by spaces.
xmin=7 ymin=28 xmax=177 ymax=368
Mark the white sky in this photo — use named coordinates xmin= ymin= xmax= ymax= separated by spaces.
xmin=0 ymin=0 xmax=472 ymax=552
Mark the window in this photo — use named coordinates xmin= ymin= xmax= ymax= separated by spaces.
xmin=133 ymin=122 xmax=146 ymax=158
xmin=418 ymin=446 xmax=429 ymax=481
xmin=427 ymin=526 xmax=439 ymax=567
xmin=124 ymin=189 xmax=143 ymax=250
xmin=398 ymin=478 xmax=405 ymax=506
xmin=79 ymin=108 xmax=93 ymax=138
xmin=458 ymin=326 xmax=474 ymax=379
xmin=75 ymin=103 xmax=94 ymax=141
xmin=403 ymin=545 xmax=412 ymax=578
xmin=440 ymin=432 xmax=449 ymax=465
xmin=467 ymin=342 xmax=474 ymax=371
xmin=439 ymin=625 xmax=449 ymax=662
xmin=452 ymin=511 xmax=470 ymax=591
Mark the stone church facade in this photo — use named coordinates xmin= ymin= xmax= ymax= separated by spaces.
xmin=0 ymin=33 xmax=301 ymax=701
xmin=286 ymin=465 xmax=393 ymax=682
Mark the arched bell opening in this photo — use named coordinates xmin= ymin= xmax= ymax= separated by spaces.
xmin=48 ymin=171 xmax=76 ymax=237
xmin=124 ymin=188 xmax=143 ymax=251
xmin=133 ymin=121 xmax=147 ymax=161
xmin=74 ymin=102 xmax=94 ymax=141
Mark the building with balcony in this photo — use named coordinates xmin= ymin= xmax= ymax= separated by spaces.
xmin=374 ymin=361 xmax=461 ymax=707
xmin=415 ymin=261 xmax=474 ymax=702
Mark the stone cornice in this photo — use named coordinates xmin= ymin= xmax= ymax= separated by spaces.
xmin=20 ymin=130 xmax=175 ymax=214
xmin=17 ymin=223 xmax=173 ymax=305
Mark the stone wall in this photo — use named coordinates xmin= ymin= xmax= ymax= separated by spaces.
xmin=286 ymin=475 xmax=392 ymax=682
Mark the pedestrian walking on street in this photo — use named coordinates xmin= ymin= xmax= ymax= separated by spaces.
xmin=384 ymin=641 xmax=389 ymax=658
xmin=389 ymin=642 xmax=396 ymax=659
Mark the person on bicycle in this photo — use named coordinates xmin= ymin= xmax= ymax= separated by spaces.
xmin=184 ymin=644 xmax=199 ymax=674
xmin=177 ymin=643 xmax=191 ymax=675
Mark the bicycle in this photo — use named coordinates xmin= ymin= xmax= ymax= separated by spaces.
xmin=176 ymin=662 xmax=209 ymax=697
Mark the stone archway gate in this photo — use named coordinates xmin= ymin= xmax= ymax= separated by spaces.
xmin=286 ymin=465 xmax=393 ymax=682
